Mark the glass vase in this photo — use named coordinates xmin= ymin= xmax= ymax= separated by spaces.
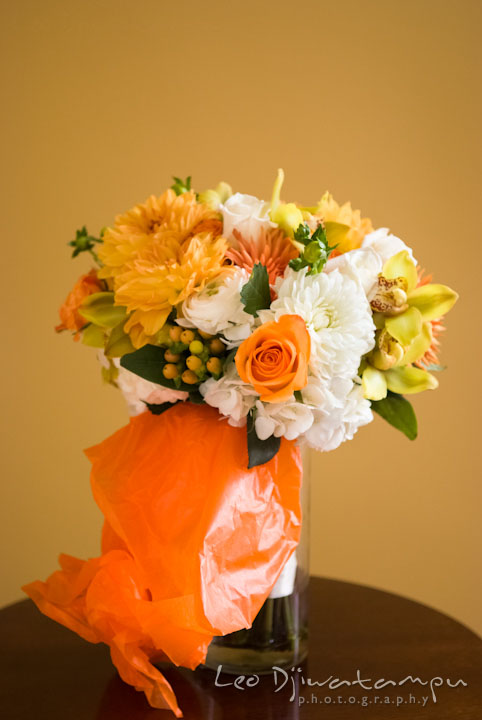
xmin=204 ymin=450 xmax=310 ymax=674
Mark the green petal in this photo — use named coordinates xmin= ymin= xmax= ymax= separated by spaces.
xmin=408 ymin=283 xmax=458 ymax=321
xmin=385 ymin=307 xmax=422 ymax=346
xmin=105 ymin=321 xmax=135 ymax=358
xmin=362 ymin=366 xmax=388 ymax=400
xmin=385 ymin=366 xmax=438 ymax=394
xmin=324 ymin=221 xmax=350 ymax=248
xmin=383 ymin=250 xmax=418 ymax=292
xmin=401 ymin=322 xmax=432 ymax=366
xmin=79 ymin=292 xmax=127 ymax=328
xmin=81 ymin=323 xmax=105 ymax=348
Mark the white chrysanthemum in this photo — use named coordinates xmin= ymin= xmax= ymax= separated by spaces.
xmin=112 ymin=359 xmax=188 ymax=416
xmin=302 ymin=380 xmax=373 ymax=452
xmin=199 ymin=362 xmax=257 ymax=427
xmin=258 ymin=267 xmax=375 ymax=380
xmin=177 ymin=268 xmax=254 ymax=347
xmin=254 ymin=398 xmax=314 ymax=441
xmin=220 ymin=192 xmax=275 ymax=242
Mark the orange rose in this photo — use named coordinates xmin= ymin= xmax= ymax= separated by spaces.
xmin=235 ymin=314 xmax=310 ymax=403
xmin=56 ymin=269 xmax=103 ymax=338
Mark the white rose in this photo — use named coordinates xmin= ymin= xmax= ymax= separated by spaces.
xmin=361 ymin=227 xmax=416 ymax=265
xmin=220 ymin=192 xmax=275 ymax=242
xmin=177 ymin=268 xmax=255 ymax=348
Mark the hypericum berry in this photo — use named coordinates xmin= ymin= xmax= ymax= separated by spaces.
xmin=169 ymin=326 xmax=183 ymax=342
xmin=181 ymin=369 xmax=198 ymax=385
xmin=180 ymin=329 xmax=195 ymax=344
xmin=198 ymin=330 xmax=214 ymax=339
xmin=186 ymin=355 xmax=203 ymax=371
xmin=189 ymin=340 xmax=204 ymax=355
xmin=207 ymin=357 xmax=222 ymax=375
xmin=163 ymin=364 xmax=179 ymax=380
xmin=209 ymin=338 xmax=225 ymax=355
xmin=164 ymin=349 xmax=181 ymax=363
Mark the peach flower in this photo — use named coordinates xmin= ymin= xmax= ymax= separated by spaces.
xmin=226 ymin=227 xmax=298 ymax=287
xmin=235 ymin=314 xmax=310 ymax=403
xmin=56 ymin=269 xmax=103 ymax=338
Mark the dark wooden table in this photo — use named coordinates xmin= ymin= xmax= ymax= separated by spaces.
xmin=1 ymin=578 xmax=481 ymax=719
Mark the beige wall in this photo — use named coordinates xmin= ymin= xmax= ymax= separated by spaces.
xmin=1 ymin=0 xmax=481 ymax=634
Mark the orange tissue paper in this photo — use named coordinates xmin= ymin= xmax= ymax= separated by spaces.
xmin=23 ymin=402 xmax=302 ymax=716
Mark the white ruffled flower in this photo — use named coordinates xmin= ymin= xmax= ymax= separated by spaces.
xmin=113 ymin=359 xmax=188 ymax=416
xmin=362 ymin=227 xmax=416 ymax=264
xmin=177 ymin=268 xmax=254 ymax=347
xmin=254 ymin=399 xmax=314 ymax=441
xmin=199 ymin=362 xmax=257 ymax=427
xmin=220 ymin=192 xmax=275 ymax=242
xmin=325 ymin=228 xmax=416 ymax=300
xmin=302 ymin=381 xmax=373 ymax=452
xmin=259 ymin=267 xmax=375 ymax=381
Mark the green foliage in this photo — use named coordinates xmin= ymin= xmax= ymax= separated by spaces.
xmin=145 ymin=401 xmax=179 ymax=416
xmin=120 ymin=344 xmax=195 ymax=392
xmin=247 ymin=409 xmax=281 ymax=468
xmin=371 ymin=391 xmax=418 ymax=440
xmin=240 ymin=263 xmax=271 ymax=317
xmin=78 ymin=292 xmax=127 ymax=329
xmin=171 ymin=176 xmax=192 ymax=195
xmin=69 ymin=226 xmax=103 ymax=261
xmin=289 ymin=223 xmax=337 ymax=275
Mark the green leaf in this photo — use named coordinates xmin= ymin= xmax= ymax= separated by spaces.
xmin=371 ymin=391 xmax=418 ymax=440
xmin=79 ymin=292 xmax=127 ymax=328
xmin=120 ymin=344 xmax=194 ymax=392
xmin=171 ymin=176 xmax=192 ymax=195
xmin=247 ymin=410 xmax=281 ymax=468
xmin=188 ymin=390 xmax=205 ymax=404
xmin=293 ymin=222 xmax=311 ymax=246
xmin=240 ymin=263 xmax=271 ymax=317
xmin=145 ymin=401 xmax=179 ymax=415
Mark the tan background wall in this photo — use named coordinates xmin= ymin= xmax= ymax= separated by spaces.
xmin=1 ymin=0 xmax=481 ymax=634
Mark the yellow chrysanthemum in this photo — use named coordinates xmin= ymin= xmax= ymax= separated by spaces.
xmin=98 ymin=190 xmax=227 ymax=347
xmin=315 ymin=192 xmax=373 ymax=254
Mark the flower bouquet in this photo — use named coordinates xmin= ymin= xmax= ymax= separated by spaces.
xmin=24 ymin=170 xmax=457 ymax=716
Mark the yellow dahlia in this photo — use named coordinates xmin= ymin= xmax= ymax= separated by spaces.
xmin=98 ymin=190 xmax=227 ymax=347
xmin=315 ymin=192 xmax=373 ymax=255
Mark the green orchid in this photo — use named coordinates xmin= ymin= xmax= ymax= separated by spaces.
xmin=362 ymin=250 xmax=458 ymax=400
xmin=269 ymin=169 xmax=304 ymax=238
xmin=197 ymin=181 xmax=232 ymax=209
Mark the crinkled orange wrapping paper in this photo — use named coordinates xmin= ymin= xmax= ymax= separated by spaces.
xmin=23 ymin=402 xmax=302 ymax=717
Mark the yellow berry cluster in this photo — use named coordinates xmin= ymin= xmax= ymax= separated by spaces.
xmin=160 ymin=325 xmax=226 ymax=387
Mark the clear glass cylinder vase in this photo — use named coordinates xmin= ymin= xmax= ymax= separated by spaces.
xmin=204 ymin=449 xmax=310 ymax=674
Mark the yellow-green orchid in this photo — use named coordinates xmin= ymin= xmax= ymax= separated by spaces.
xmin=269 ymin=168 xmax=304 ymax=239
xmin=362 ymin=250 xmax=458 ymax=400
xmin=197 ymin=181 xmax=232 ymax=210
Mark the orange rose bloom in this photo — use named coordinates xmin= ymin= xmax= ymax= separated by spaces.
xmin=235 ymin=314 xmax=310 ymax=403
xmin=56 ymin=269 xmax=103 ymax=338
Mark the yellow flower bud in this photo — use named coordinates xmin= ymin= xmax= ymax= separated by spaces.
xmin=164 ymin=349 xmax=181 ymax=363
xmin=207 ymin=357 xmax=222 ymax=375
xmin=189 ymin=340 xmax=204 ymax=355
xmin=186 ymin=355 xmax=203 ymax=371
xmin=169 ymin=326 xmax=183 ymax=342
xmin=181 ymin=369 xmax=198 ymax=385
xmin=209 ymin=338 xmax=225 ymax=355
xmin=180 ymin=329 xmax=195 ymax=345
xmin=163 ymin=364 xmax=179 ymax=380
